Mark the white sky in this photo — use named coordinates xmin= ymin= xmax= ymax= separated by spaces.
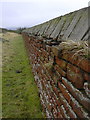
xmin=0 ymin=0 xmax=89 ymax=29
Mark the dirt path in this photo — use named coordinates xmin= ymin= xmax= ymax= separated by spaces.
xmin=1 ymin=32 xmax=45 ymax=118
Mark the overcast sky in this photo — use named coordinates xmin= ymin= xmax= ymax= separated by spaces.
xmin=0 ymin=0 xmax=89 ymax=29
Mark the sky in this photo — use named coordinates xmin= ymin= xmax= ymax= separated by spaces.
xmin=0 ymin=0 xmax=89 ymax=29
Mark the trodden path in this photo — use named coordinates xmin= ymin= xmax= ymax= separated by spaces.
xmin=1 ymin=32 xmax=45 ymax=118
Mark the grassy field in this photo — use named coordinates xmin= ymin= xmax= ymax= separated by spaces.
xmin=1 ymin=32 xmax=45 ymax=118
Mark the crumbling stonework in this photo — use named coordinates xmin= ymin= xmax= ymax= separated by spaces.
xmin=22 ymin=7 xmax=90 ymax=119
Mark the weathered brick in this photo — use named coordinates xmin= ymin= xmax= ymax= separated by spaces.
xmin=52 ymin=107 xmax=58 ymax=118
xmin=62 ymin=77 xmax=90 ymax=112
xmin=23 ymin=33 xmax=90 ymax=119
xmin=43 ymin=61 xmax=53 ymax=72
xmin=57 ymin=106 xmax=63 ymax=118
xmin=41 ymin=80 xmax=46 ymax=90
xmin=55 ymin=57 xmax=67 ymax=71
xmin=52 ymin=97 xmax=57 ymax=107
xmin=53 ymin=71 xmax=62 ymax=84
xmin=54 ymin=65 xmax=66 ymax=77
xmin=59 ymin=93 xmax=77 ymax=118
xmin=57 ymin=112 xmax=63 ymax=118
xmin=78 ymin=58 xmax=90 ymax=73
xmin=47 ymin=103 xmax=53 ymax=112
xmin=84 ymin=82 xmax=90 ymax=98
xmin=45 ymin=71 xmax=52 ymax=80
xmin=58 ymin=80 xmax=89 ymax=118
xmin=70 ymin=98 xmax=89 ymax=119
xmin=52 ymin=85 xmax=60 ymax=96
xmin=59 ymin=105 xmax=69 ymax=118
xmin=58 ymin=82 xmax=71 ymax=103
xmin=67 ymin=63 xmax=84 ymax=89
xmin=39 ymin=43 xmax=43 ymax=48
xmin=56 ymin=98 xmax=62 ymax=107
xmin=83 ymin=73 xmax=90 ymax=82
xmin=68 ymin=54 xmax=90 ymax=73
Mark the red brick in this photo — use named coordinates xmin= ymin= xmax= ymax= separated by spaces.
xmin=45 ymin=71 xmax=52 ymax=80
xmin=52 ymin=97 xmax=57 ymax=107
xmin=52 ymin=107 xmax=58 ymax=118
xmin=58 ymin=80 xmax=89 ymax=118
xmin=59 ymin=105 xmax=68 ymax=118
xmin=51 ymin=91 xmax=62 ymax=107
xmin=62 ymin=77 xmax=90 ymax=112
xmin=53 ymin=71 xmax=62 ymax=84
xmin=67 ymin=109 xmax=77 ymax=118
xmin=56 ymin=57 xmax=67 ymax=71
xmin=57 ymin=106 xmax=63 ymax=118
xmin=53 ymin=76 xmax=58 ymax=85
xmin=37 ymin=43 xmax=43 ymax=48
xmin=41 ymin=80 xmax=46 ymax=90
xmin=79 ymin=58 xmax=90 ymax=73
xmin=56 ymin=98 xmax=62 ymax=107
xmin=58 ymin=82 xmax=71 ymax=104
xmin=83 ymin=73 xmax=90 ymax=82
xmin=47 ymin=103 xmax=53 ymax=112
xmin=57 ymin=112 xmax=63 ymax=118
xmin=52 ymin=85 xmax=60 ymax=96
xmin=67 ymin=63 xmax=84 ymax=89
xmin=54 ymin=65 xmax=66 ymax=77
xmin=68 ymin=54 xmax=90 ymax=73
xmin=70 ymin=99 xmax=89 ymax=118
xmin=59 ymin=93 xmax=77 ymax=118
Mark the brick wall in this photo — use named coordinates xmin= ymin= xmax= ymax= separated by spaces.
xmin=22 ymin=33 xmax=90 ymax=119
xmin=22 ymin=6 xmax=90 ymax=119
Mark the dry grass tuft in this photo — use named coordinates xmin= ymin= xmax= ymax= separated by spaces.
xmin=59 ymin=40 xmax=89 ymax=59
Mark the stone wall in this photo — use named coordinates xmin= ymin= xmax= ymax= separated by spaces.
xmin=22 ymin=7 xmax=90 ymax=119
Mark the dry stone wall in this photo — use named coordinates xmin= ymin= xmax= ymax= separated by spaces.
xmin=22 ymin=7 xmax=90 ymax=119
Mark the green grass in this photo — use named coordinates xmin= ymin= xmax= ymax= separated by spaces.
xmin=2 ymin=34 xmax=45 ymax=118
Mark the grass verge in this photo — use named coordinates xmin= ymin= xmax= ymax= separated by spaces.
xmin=2 ymin=32 xmax=45 ymax=118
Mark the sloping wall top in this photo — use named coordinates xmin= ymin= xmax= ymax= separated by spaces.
xmin=23 ymin=7 xmax=89 ymax=42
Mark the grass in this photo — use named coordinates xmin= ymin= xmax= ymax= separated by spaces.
xmin=2 ymin=32 xmax=45 ymax=118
